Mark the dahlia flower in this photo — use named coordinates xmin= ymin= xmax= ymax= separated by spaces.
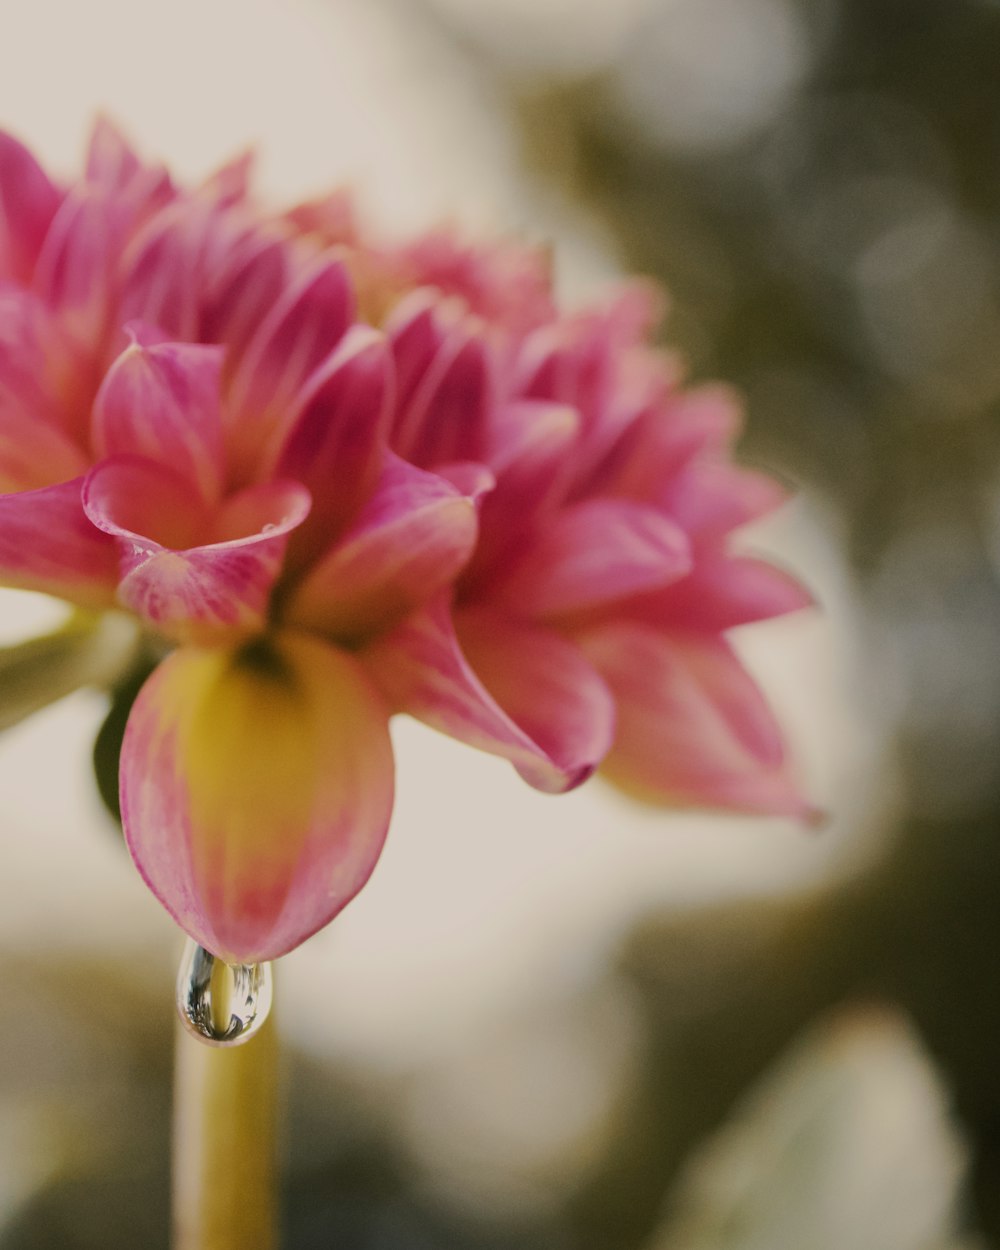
xmin=0 ymin=122 xmax=812 ymax=965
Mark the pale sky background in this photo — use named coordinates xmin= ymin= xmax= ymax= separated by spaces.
xmin=0 ymin=0 xmax=892 ymax=1069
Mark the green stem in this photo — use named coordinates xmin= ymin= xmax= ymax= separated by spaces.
xmin=172 ymin=1012 xmax=279 ymax=1250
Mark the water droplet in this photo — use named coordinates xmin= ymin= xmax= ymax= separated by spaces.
xmin=261 ymin=522 xmax=277 ymax=534
xmin=176 ymin=940 xmax=273 ymax=1047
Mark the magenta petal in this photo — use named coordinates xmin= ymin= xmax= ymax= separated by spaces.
xmin=275 ymin=326 xmax=391 ymax=565
xmin=225 ymin=255 xmax=354 ymax=478
xmin=364 ymin=598 xmax=614 ymax=793
xmin=288 ymin=453 xmax=481 ymax=640
xmin=0 ymin=478 xmax=118 ymax=607
xmin=580 ymin=623 xmax=811 ymax=818
xmin=120 ymin=632 xmax=394 ymax=963
xmin=93 ymin=337 xmax=225 ymax=502
xmin=119 ymin=198 xmax=217 ymax=341
xmin=625 ymin=556 xmax=814 ymax=632
xmin=491 ymin=499 xmax=691 ymax=619
xmin=83 ymin=457 xmax=310 ymax=641
xmin=0 ymin=131 xmax=61 ymax=283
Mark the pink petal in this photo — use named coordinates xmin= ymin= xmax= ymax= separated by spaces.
xmin=393 ymin=318 xmax=495 ymax=468
xmin=601 ymin=385 xmax=744 ymax=501
xmin=120 ymin=631 xmax=394 ymax=963
xmin=85 ymin=115 xmax=142 ymax=190
xmin=0 ymin=478 xmax=118 ymax=607
xmin=462 ymin=400 xmax=580 ymax=584
xmin=83 ymin=456 xmax=310 ymax=641
xmin=364 ymin=598 xmax=614 ymax=793
xmin=84 ymin=116 xmax=174 ymax=219
xmin=93 ymin=336 xmax=225 ymax=503
xmin=275 ymin=326 xmax=391 ymax=567
xmin=660 ymin=461 xmax=790 ymax=540
xmin=580 ymin=622 xmax=812 ymax=818
xmin=0 ymin=131 xmax=61 ymax=284
xmin=32 ymin=185 xmax=132 ymax=349
xmin=0 ymin=285 xmax=89 ymax=487
xmin=489 ymin=499 xmax=691 ymax=619
xmin=225 ymin=254 xmax=354 ymax=481
xmin=199 ymin=147 xmax=255 ymax=205
xmin=288 ymin=453 xmax=481 ymax=640
xmin=625 ymin=556 xmax=814 ymax=632
xmin=200 ymin=227 xmax=290 ymax=362
xmin=118 ymin=197 xmax=217 ymax=341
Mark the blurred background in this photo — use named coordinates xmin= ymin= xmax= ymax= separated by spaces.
xmin=0 ymin=0 xmax=997 ymax=1245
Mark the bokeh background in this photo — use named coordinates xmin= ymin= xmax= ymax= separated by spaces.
xmin=0 ymin=0 xmax=997 ymax=1246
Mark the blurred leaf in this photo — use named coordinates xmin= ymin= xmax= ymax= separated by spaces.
xmin=0 ymin=612 xmax=139 ymax=735
xmin=649 ymin=1005 xmax=974 ymax=1250
xmin=92 ymin=649 xmax=160 ymax=824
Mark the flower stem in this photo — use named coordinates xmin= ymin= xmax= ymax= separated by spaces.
xmin=172 ymin=1012 xmax=279 ymax=1250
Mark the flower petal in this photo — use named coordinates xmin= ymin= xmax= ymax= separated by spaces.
xmin=275 ymin=325 xmax=391 ymax=566
xmin=288 ymin=453 xmax=481 ymax=641
xmin=601 ymin=384 xmax=744 ymax=501
xmin=120 ymin=631 xmax=394 ymax=963
xmin=625 ymin=556 xmax=814 ymax=632
xmin=118 ymin=197 xmax=225 ymax=342
xmin=490 ymin=499 xmax=691 ymax=619
xmin=0 ymin=478 xmax=118 ymax=607
xmin=93 ymin=336 xmax=225 ymax=502
xmin=0 ymin=283 xmax=92 ymax=461
xmin=364 ymin=598 xmax=614 ymax=792
xmin=579 ymin=623 xmax=812 ymax=818
xmin=660 ymin=461 xmax=791 ymax=540
xmin=32 ymin=185 xmax=133 ymax=347
xmin=83 ymin=456 xmax=310 ymax=641
xmin=85 ymin=115 xmax=143 ymax=190
xmin=200 ymin=227 xmax=290 ymax=362
xmin=0 ymin=131 xmax=61 ymax=283
xmin=225 ymin=254 xmax=354 ymax=480
xmin=394 ymin=320 xmax=495 ymax=468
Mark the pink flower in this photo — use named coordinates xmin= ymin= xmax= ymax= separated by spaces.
xmin=0 ymin=124 xmax=813 ymax=965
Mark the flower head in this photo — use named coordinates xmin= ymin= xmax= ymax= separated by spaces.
xmin=0 ymin=123 xmax=813 ymax=963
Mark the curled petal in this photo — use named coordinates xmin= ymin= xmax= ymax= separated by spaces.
xmin=0 ymin=478 xmax=118 ymax=607
xmin=93 ymin=336 xmax=225 ymax=502
xmin=225 ymin=254 xmax=354 ymax=479
xmin=491 ymin=499 xmax=690 ymax=620
xmin=580 ymin=623 xmax=812 ymax=819
xmin=83 ymin=456 xmax=310 ymax=641
xmin=120 ymin=631 xmax=394 ymax=963
xmin=364 ymin=599 xmax=614 ymax=793
xmin=288 ymin=454 xmax=482 ymax=640
xmin=276 ymin=326 xmax=391 ymax=565
xmin=625 ymin=556 xmax=814 ymax=633
xmin=0 ymin=131 xmax=61 ymax=283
